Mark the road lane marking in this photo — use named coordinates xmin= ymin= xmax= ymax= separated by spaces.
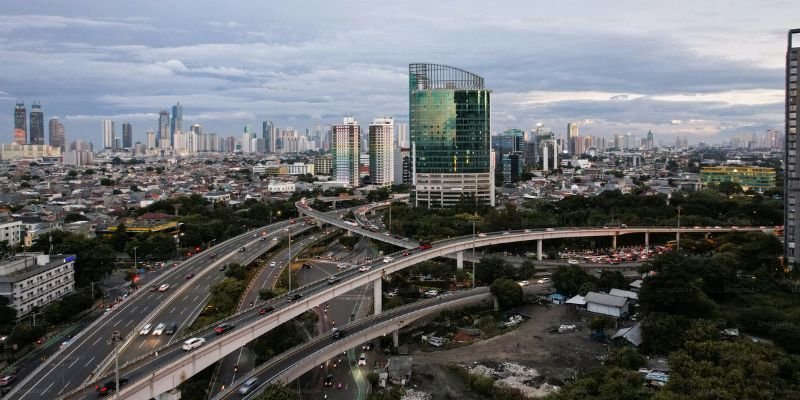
xmin=91 ymin=336 xmax=102 ymax=346
xmin=83 ymin=356 xmax=96 ymax=367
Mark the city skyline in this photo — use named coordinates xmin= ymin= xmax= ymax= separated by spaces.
xmin=0 ymin=1 xmax=796 ymax=146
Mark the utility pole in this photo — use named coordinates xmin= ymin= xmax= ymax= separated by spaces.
xmin=472 ymin=221 xmax=476 ymax=289
xmin=676 ymin=206 xmax=682 ymax=251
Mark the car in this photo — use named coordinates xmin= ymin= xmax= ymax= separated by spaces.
xmin=239 ymin=247 xmax=246 ymax=252
xmin=139 ymin=324 xmax=153 ymax=335
xmin=327 ymin=276 xmax=341 ymax=284
xmin=214 ymin=324 xmax=235 ymax=334
xmin=477 ymin=233 xmax=487 ymax=237
xmin=185 ymin=273 xmax=194 ymax=279
xmin=96 ymin=377 xmax=129 ymax=396
xmin=237 ymin=377 xmax=260 ymax=395
xmin=333 ymin=329 xmax=347 ymax=339
xmin=0 ymin=375 xmax=16 ymax=387
xmin=693 ymin=226 xmax=701 ymax=229
xmin=182 ymin=337 xmax=206 ymax=351
xmin=287 ymin=293 xmax=303 ymax=303
xmin=158 ymin=284 xmax=170 ymax=292
xmin=362 ymin=342 xmax=373 ymax=351
xmin=567 ymin=259 xmax=580 ymax=265
xmin=358 ymin=353 xmax=367 ymax=366
xmin=518 ymin=280 xmax=530 ymax=287
xmin=260 ymin=237 xmax=266 ymax=241
xmin=337 ymin=263 xmax=349 ymax=271
xmin=165 ymin=323 xmax=178 ymax=335
xmin=502 ymin=231 xmax=510 ymax=235
xmin=537 ymin=277 xmax=551 ymax=284
xmin=524 ymin=229 xmax=531 ymax=233
xmin=383 ymin=256 xmax=394 ymax=263
xmin=260 ymin=306 xmax=275 ymax=315
xmin=270 ymin=261 xmax=277 ymax=267
xmin=324 ymin=374 xmax=334 ymax=387
xmin=149 ymin=285 xmax=158 ymax=292
xmin=358 ymin=265 xmax=371 ymax=272
xmin=714 ymin=226 xmax=722 ymax=229
xmin=218 ymin=264 xmax=227 ymax=271
xmin=209 ymin=253 xmax=217 ymax=259
xmin=423 ymin=289 xmax=439 ymax=298
xmin=272 ymin=237 xmax=278 ymax=241
xmin=152 ymin=323 xmax=166 ymax=336
xmin=545 ymin=228 xmax=554 ymax=232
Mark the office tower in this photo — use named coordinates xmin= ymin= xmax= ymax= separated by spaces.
xmin=614 ymin=134 xmax=624 ymax=149
xmin=102 ymin=120 xmax=115 ymax=149
xmin=29 ymin=102 xmax=44 ymax=145
xmin=121 ymin=122 xmax=132 ymax=149
xmin=14 ymin=101 xmax=26 ymax=144
xmin=395 ymin=122 xmax=409 ymax=148
xmin=567 ymin=122 xmax=581 ymax=156
xmin=146 ymin=130 xmax=156 ymax=149
xmin=369 ymin=117 xmax=394 ymax=187
xmin=170 ymin=102 xmax=182 ymax=146
xmin=48 ymin=118 xmax=65 ymax=151
xmin=409 ymin=63 xmax=493 ymax=207
xmin=262 ymin=120 xmax=275 ymax=153
xmin=331 ymin=117 xmax=360 ymax=187
xmin=646 ymin=130 xmax=654 ymax=150
xmin=158 ymin=110 xmax=170 ymax=148
xmin=624 ymin=132 xmax=632 ymax=150
xmin=787 ymin=29 xmax=800 ymax=266
xmin=242 ymin=125 xmax=253 ymax=153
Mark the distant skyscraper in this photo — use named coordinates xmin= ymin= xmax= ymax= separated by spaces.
xmin=146 ymin=130 xmax=156 ymax=149
xmin=13 ymin=101 xmax=26 ymax=144
xmin=158 ymin=110 xmax=170 ymax=148
xmin=369 ymin=117 xmax=394 ymax=187
xmin=396 ymin=123 xmax=409 ymax=148
xmin=122 ymin=122 xmax=132 ymax=148
xmin=614 ymin=134 xmax=625 ymax=149
xmin=170 ymin=102 xmax=182 ymax=146
xmin=567 ymin=122 xmax=580 ymax=155
xmin=48 ymin=118 xmax=65 ymax=151
xmin=29 ymin=102 xmax=44 ymax=145
xmin=646 ymin=130 xmax=654 ymax=150
xmin=786 ymin=28 xmax=800 ymax=266
xmin=102 ymin=120 xmax=115 ymax=149
xmin=262 ymin=120 xmax=275 ymax=153
xmin=332 ymin=117 xmax=360 ymax=187
xmin=409 ymin=63 xmax=493 ymax=208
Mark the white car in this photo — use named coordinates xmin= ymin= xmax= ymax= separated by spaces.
xmin=518 ymin=280 xmax=530 ymax=287
xmin=477 ymin=233 xmax=487 ymax=237
xmin=337 ymin=263 xmax=349 ymax=271
xmin=139 ymin=324 xmax=153 ymax=335
xmin=358 ymin=265 xmax=372 ymax=272
xmin=567 ymin=259 xmax=580 ymax=265
xmin=270 ymin=261 xmax=277 ymax=267
xmin=158 ymin=284 xmax=170 ymax=292
xmin=537 ymin=277 xmax=551 ymax=284
xmin=358 ymin=353 xmax=367 ymax=366
xmin=272 ymin=237 xmax=278 ymax=241
xmin=182 ymin=337 xmax=206 ymax=351
xmin=423 ymin=289 xmax=439 ymax=297
xmin=383 ymin=257 xmax=394 ymax=263
xmin=152 ymin=323 xmax=166 ymax=336
xmin=546 ymin=228 xmax=555 ymax=232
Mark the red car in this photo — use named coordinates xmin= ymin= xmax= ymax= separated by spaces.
xmin=185 ymin=273 xmax=194 ymax=279
xmin=214 ymin=324 xmax=235 ymax=334
xmin=259 ymin=306 xmax=276 ymax=315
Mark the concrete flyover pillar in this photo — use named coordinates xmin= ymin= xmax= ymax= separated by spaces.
xmin=456 ymin=251 xmax=464 ymax=270
xmin=612 ymin=235 xmax=617 ymax=250
xmin=644 ymin=232 xmax=649 ymax=248
xmin=393 ymin=329 xmax=399 ymax=348
xmin=373 ymin=278 xmax=382 ymax=315
xmin=537 ymin=239 xmax=543 ymax=261
xmin=347 ymin=230 xmax=353 ymax=237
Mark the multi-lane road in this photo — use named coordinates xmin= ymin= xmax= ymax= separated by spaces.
xmin=8 ymin=219 xmax=304 ymax=400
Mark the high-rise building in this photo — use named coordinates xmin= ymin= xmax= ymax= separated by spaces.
xmin=13 ymin=101 xmax=26 ymax=144
xmin=785 ymin=29 xmax=800 ymax=266
xmin=29 ymin=102 xmax=44 ymax=145
xmin=158 ymin=110 xmax=170 ymax=148
xmin=146 ymin=130 xmax=156 ymax=149
xmin=170 ymin=102 xmax=182 ymax=146
xmin=369 ymin=117 xmax=394 ymax=187
xmin=567 ymin=122 xmax=581 ymax=156
xmin=48 ymin=118 xmax=65 ymax=151
xmin=396 ymin=122 xmax=409 ymax=148
xmin=409 ymin=63 xmax=493 ymax=207
xmin=102 ymin=120 xmax=115 ymax=149
xmin=332 ymin=117 xmax=360 ymax=187
xmin=262 ymin=120 xmax=275 ymax=153
xmin=646 ymin=130 xmax=654 ymax=150
xmin=122 ymin=122 xmax=132 ymax=149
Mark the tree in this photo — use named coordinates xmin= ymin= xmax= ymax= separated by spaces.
xmin=224 ymin=263 xmax=246 ymax=281
xmin=490 ymin=278 xmax=523 ymax=310
xmin=0 ymin=297 xmax=16 ymax=334
xmin=551 ymin=265 xmax=596 ymax=296
xmin=717 ymin=181 xmax=743 ymax=196
xmin=259 ymin=289 xmax=277 ymax=301
xmin=475 ymin=256 xmax=516 ymax=284
xmin=598 ymin=270 xmax=627 ymax=291
xmin=253 ymin=384 xmax=300 ymax=400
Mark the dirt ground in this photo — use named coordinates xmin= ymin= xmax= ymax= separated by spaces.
xmin=407 ymin=304 xmax=609 ymax=399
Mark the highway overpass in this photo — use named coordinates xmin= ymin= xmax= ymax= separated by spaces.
xmin=60 ymin=215 xmax=761 ymax=399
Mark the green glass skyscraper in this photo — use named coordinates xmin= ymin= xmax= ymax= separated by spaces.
xmin=409 ymin=63 xmax=494 ymax=208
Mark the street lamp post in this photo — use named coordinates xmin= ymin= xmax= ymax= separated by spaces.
xmin=676 ymin=206 xmax=682 ymax=251
xmin=472 ymin=221 xmax=476 ymax=289
xmin=285 ymin=227 xmax=292 ymax=292
xmin=132 ymin=246 xmax=138 ymax=271
xmin=110 ymin=330 xmax=123 ymax=399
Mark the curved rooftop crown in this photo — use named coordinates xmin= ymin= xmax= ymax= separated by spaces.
xmin=409 ymin=63 xmax=485 ymax=90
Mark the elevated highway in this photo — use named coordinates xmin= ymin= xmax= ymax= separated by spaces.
xmin=60 ymin=211 xmax=761 ymax=399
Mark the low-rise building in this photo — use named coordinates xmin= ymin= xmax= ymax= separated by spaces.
xmin=700 ymin=166 xmax=776 ymax=192
xmin=0 ymin=253 xmax=76 ymax=316
xmin=584 ymin=291 xmax=629 ymax=317
xmin=0 ymin=220 xmax=22 ymax=247
xmin=267 ymin=181 xmax=296 ymax=193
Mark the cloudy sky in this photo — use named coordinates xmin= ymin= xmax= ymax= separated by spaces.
xmin=0 ymin=0 xmax=797 ymax=146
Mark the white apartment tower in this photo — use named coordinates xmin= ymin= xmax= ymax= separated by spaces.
xmin=369 ymin=117 xmax=394 ymax=187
